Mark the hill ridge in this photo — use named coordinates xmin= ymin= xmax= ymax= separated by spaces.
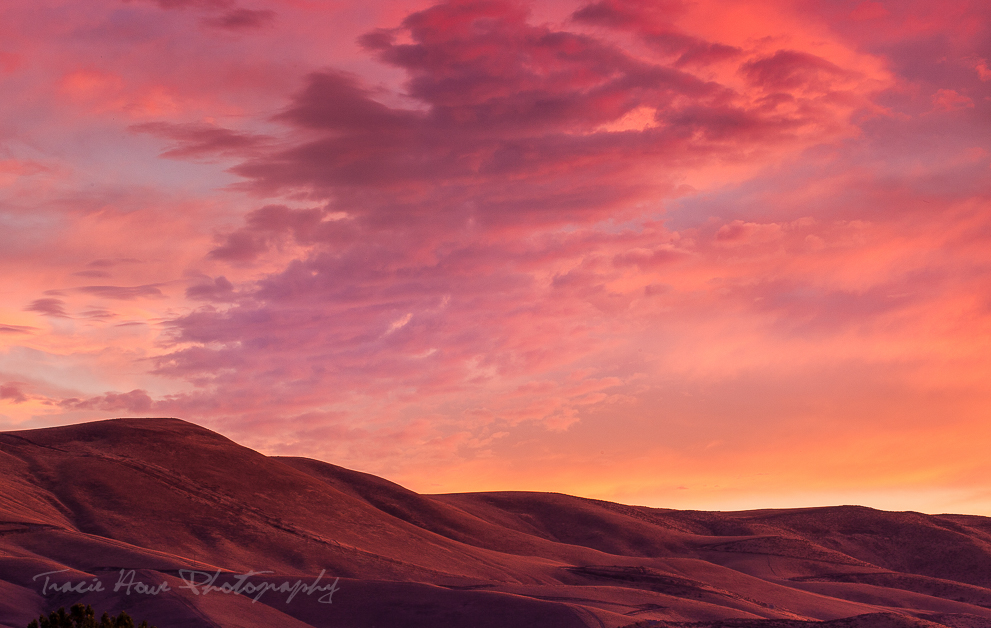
xmin=2 ymin=418 xmax=990 ymax=628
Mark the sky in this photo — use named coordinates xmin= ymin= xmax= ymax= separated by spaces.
xmin=1 ymin=0 xmax=990 ymax=515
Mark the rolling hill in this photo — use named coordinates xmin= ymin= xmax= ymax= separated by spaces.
xmin=2 ymin=418 xmax=990 ymax=628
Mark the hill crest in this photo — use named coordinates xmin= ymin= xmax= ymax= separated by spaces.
xmin=2 ymin=418 xmax=990 ymax=628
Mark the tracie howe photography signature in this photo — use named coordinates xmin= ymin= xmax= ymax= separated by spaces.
xmin=33 ymin=569 xmax=341 ymax=604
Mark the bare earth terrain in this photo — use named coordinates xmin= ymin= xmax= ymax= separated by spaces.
xmin=2 ymin=418 xmax=991 ymax=628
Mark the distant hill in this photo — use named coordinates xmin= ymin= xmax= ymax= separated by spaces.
xmin=2 ymin=418 xmax=991 ymax=627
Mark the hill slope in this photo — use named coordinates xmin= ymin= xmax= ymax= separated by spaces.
xmin=1 ymin=418 xmax=990 ymax=628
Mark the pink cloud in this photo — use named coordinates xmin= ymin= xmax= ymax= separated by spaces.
xmin=932 ymin=88 xmax=975 ymax=111
xmin=571 ymin=0 xmax=743 ymax=67
xmin=25 ymin=298 xmax=69 ymax=318
xmin=3 ymin=0 xmax=991 ymax=513
xmin=203 ymin=8 xmax=276 ymax=30
xmin=185 ymin=275 xmax=238 ymax=301
xmin=740 ymin=50 xmax=851 ymax=91
xmin=75 ymin=284 xmax=165 ymax=300
xmin=207 ymin=205 xmax=329 ymax=261
xmin=131 ymin=122 xmax=273 ymax=159
xmin=0 ymin=325 xmax=35 ymax=334
xmin=714 ymin=220 xmax=785 ymax=246
xmin=0 ymin=383 xmax=28 ymax=404
xmin=59 ymin=389 xmax=154 ymax=413
xmin=975 ymin=58 xmax=991 ymax=81
xmin=126 ymin=0 xmax=234 ymax=10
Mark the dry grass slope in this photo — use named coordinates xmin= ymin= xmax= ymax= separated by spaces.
xmin=1 ymin=418 xmax=990 ymax=628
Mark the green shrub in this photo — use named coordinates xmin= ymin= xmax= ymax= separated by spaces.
xmin=27 ymin=604 xmax=155 ymax=628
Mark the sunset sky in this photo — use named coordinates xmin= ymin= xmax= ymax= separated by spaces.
xmin=2 ymin=0 xmax=990 ymax=514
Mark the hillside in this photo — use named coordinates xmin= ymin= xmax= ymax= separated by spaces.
xmin=1 ymin=418 xmax=990 ymax=628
